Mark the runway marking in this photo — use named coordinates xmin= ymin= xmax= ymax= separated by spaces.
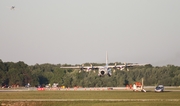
xmin=0 ymin=99 xmax=180 ymax=102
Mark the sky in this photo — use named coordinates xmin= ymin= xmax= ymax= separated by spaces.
xmin=1 ymin=0 xmax=180 ymax=66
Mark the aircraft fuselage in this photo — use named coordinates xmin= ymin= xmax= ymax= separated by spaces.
xmin=98 ymin=67 xmax=111 ymax=77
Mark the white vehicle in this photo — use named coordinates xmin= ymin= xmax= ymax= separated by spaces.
xmin=155 ymin=85 xmax=164 ymax=92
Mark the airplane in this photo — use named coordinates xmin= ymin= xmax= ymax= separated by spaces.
xmin=60 ymin=52 xmax=136 ymax=77
xmin=11 ymin=6 xmax=15 ymax=10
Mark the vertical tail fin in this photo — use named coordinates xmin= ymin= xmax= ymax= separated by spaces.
xmin=106 ymin=52 xmax=108 ymax=66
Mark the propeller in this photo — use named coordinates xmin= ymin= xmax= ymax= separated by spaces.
xmin=77 ymin=64 xmax=84 ymax=72
xmin=80 ymin=64 xmax=84 ymax=70
xmin=82 ymin=63 xmax=93 ymax=72
xmin=90 ymin=63 xmax=94 ymax=70
xmin=124 ymin=62 xmax=130 ymax=71
xmin=113 ymin=69 xmax=116 ymax=73
xmin=113 ymin=62 xmax=117 ymax=72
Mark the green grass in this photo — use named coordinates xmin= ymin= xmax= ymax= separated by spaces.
xmin=0 ymin=91 xmax=180 ymax=106
xmin=0 ymin=91 xmax=180 ymax=99
xmin=1 ymin=101 xmax=180 ymax=106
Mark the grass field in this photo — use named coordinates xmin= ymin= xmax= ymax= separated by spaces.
xmin=0 ymin=91 xmax=180 ymax=106
xmin=1 ymin=101 xmax=180 ymax=106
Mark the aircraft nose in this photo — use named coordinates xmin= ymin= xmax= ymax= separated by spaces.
xmin=101 ymin=71 xmax=105 ymax=75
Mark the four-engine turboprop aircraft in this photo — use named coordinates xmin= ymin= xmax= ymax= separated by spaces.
xmin=61 ymin=52 xmax=111 ymax=77
xmin=60 ymin=52 xmax=137 ymax=77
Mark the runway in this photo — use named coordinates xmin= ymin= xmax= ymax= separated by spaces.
xmin=0 ymin=86 xmax=180 ymax=92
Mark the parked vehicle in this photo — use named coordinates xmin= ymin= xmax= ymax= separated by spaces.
xmin=155 ymin=85 xmax=164 ymax=92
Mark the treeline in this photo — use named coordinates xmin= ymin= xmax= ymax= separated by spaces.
xmin=0 ymin=59 xmax=180 ymax=87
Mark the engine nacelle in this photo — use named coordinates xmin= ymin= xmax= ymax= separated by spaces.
xmin=98 ymin=69 xmax=105 ymax=77
xmin=107 ymin=68 xmax=112 ymax=77
xmin=86 ymin=68 xmax=91 ymax=72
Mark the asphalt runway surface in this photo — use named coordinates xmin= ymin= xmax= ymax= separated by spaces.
xmin=0 ymin=86 xmax=180 ymax=92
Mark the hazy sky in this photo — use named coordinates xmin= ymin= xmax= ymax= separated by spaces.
xmin=1 ymin=0 xmax=180 ymax=66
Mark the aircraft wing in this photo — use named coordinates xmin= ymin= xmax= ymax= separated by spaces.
xmin=107 ymin=64 xmax=134 ymax=71
xmin=60 ymin=66 xmax=81 ymax=69
xmin=60 ymin=66 xmax=99 ymax=70
xmin=108 ymin=63 xmax=147 ymax=71
xmin=108 ymin=65 xmax=125 ymax=69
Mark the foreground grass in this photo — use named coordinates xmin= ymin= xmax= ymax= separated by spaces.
xmin=1 ymin=101 xmax=180 ymax=106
